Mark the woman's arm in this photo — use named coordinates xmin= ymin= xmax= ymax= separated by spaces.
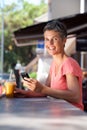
xmin=23 ymin=74 xmax=81 ymax=103
xmin=14 ymin=87 xmax=46 ymax=98
xmin=42 ymin=74 xmax=81 ymax=103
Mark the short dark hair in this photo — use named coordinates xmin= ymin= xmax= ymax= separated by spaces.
xmin=43 ymin=20 xmax=67 ymax=38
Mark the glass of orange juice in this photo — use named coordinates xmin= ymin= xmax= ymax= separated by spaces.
xmin=4 ymin=80 xmax=16 ymax=98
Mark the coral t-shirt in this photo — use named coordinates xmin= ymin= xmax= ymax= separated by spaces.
xmin=50 ymin=57 xmax=84 ymax=110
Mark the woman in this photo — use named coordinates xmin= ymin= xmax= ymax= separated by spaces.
xmin=15 ymin=20 xmax=84 ymax=110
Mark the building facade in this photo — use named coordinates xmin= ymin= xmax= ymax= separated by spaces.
xmin=48 ymin=0 xmax=87 ymax=20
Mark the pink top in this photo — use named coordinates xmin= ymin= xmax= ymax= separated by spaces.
xmin=50 ymin=57 xmax=84 ymax=110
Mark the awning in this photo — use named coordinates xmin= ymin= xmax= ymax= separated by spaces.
xmin=13 ymin=12 xmax=87 ymax=47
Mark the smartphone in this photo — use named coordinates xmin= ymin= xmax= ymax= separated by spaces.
xmin=21 ymin=72 xmax=30 ymax=79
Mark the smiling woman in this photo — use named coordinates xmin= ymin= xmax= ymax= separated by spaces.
xmin=14 ymin=20 xmax=84 ymax=111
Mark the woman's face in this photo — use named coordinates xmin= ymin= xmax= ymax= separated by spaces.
xmin=44 ymin=30 xmax=66 ymax=56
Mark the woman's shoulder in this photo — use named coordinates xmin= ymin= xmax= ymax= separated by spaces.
xmin=62 ymin=57 xmax=82 ymax=75
xmin=63 ymin=57 xmax=80 ymax=67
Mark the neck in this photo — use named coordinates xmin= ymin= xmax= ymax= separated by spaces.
xmin=53 ymin=53 xmax=68 ymax=65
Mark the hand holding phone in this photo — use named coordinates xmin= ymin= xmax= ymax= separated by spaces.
xmin=20 ymin=72 xmax=30 ymax=79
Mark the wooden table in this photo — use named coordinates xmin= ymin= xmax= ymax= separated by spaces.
xmin=0 ymin=97 xmax=87 ymax=130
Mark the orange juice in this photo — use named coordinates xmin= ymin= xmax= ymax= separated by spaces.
xmin=4 ymin=81 xmax=16 ymax=98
